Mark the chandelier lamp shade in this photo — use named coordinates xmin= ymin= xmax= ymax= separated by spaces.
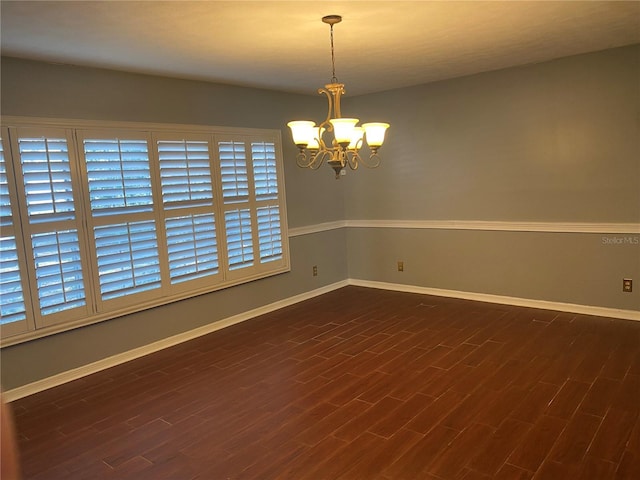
xmin=287 ymin=15 xmax=390 ymax=179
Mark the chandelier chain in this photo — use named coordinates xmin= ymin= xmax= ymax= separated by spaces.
xmin=330 ymin=24 xmax=338 ymax=83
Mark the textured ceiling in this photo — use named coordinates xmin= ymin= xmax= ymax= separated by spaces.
xmin=1 ymin=1 xmax=639 ymax=96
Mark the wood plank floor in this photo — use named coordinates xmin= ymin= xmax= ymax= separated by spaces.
xmin=10 ymin=286 xmax=640 ymax=479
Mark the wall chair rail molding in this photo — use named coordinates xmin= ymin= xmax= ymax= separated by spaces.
xmin=288 ymin=220 xmax=640 ymax=236
xmin=345 ymin=220 xmax=640 ymax=234
xmin=288 ymin=221 xmax=347 ymax=237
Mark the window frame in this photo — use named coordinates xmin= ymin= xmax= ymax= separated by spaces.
xmin=0 ymin=117 xmax=289 ymax=346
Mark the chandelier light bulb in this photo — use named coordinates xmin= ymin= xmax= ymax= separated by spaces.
xmin=307 ymin=127 xmax=325 ymax=150
xmin=362 ymin=123 xmax=390 ymax=148
xmin=287 ymin=121 xmax=315 ymax=147
xmin=330 ymin=118 xmax=359 ymax=146
xmin=348 ymin=127 xmax=365 ymax=150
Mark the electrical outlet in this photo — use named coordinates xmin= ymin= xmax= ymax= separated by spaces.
xmin=313 ymin=265 xmax=318 ymax=277
xmin=623 ymin=278 xmax=632 ymax=293
xmin=397 ymin=261 xmax=404 ymax=272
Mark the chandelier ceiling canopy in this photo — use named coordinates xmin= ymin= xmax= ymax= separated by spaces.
xmin=287 ymin=15 xmax=390 ymax=179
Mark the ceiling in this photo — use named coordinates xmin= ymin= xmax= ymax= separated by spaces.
xmin=1 ymin=1 xmax=639 ymax=96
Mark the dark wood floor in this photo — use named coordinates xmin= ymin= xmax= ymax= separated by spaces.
xmin=9 ymin=286 xmax=640 ymax=479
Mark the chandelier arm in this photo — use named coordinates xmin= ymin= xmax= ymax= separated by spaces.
xmin=318 ymin=119 xmax=332 ymax=133
xmin=346 ymin=150 xmax=361 ymax=170
xmin=317 ymin=138 xmax=328 ymax=152
xmin=318 ymin=88 xmax=335 ymax=127
xmin=359 ymin=151 xmax=382 ymax=168
xmin=332 ymin=86 xmax=343 ymax=118
xmin=296 ymin=151 xmax=314 ymax=168
xmin=310 ymin=150 xmax=331 ymax=170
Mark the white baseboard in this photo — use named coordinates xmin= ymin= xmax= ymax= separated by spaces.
xmin=5 ymin=278 xmax=637 ymax=402
xmin=3 ymin=280 xmax=348 ymax=402
xmin=349 ymin=279 xmax=640 ymax=322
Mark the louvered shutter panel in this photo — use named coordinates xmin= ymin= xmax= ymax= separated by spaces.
xmin=220 ymin=141 xmax=254 ymax=271
xmin=31 ymin=230 xmax=85 ymax=315
xmin=84 ymin=139 xmax=154 ymax=215
xmin=19 ymin=137 xmax=76 ymax=222
xmin=0 ymin=237 xmax=26 ymax=324
xmin=17 ymin=135 xmax=87 ymax=317
xmin=158 ymin=140 xmax=212 ymax=207
xmin=94 ymin=221 xmax=160 ymax=299
xmin=82 ymin=135 xmax=160 ymax=301
xmin=252 ymin=141 xmax=278 ymax=201
xmin=256 ymin=206 xmax=282 ymax=263
xmin=165 ymin=214 xmax=218 ymax=282
xmin=251 ymin=141 xmax=283 ymax=264
xmin=157 ymin=138 xmax=219 ymax=284
xmin=224 ymin=208 xmax=253 ymax=270
xmin=0 ymin=139 xmax=27 ymax=324
xmin=220 ymin=141 xmax=249 ymax=203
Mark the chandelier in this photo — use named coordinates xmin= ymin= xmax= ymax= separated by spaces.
xmin=287 ymin=15 xmax=390 ymax=179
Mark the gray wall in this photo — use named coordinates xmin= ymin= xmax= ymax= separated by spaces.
xmin=343 ymin=45 xmax=639 ymax=311
xmin=1 ymin=45 xmax=639 ymax=390
xmin=347 ymin=228 xmax=639 ymax=310
xmin=0 ymin=230 xmax=347 ymax=389
xmin=0 ymin=58 xmax=348 ymax=390
xmin=343 ymin=45 xmax=639 ymax=222
xmin=0 ymin=56 xmax=346 ymax=228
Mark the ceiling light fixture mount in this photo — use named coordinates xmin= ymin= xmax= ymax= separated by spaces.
xmin=287 ymin=15 xmax=390 ymax=179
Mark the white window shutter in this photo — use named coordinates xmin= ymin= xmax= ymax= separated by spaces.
xmin=219 ymin=140 xmax=254 ymax=272
xmin=19 ymin=137 xmax=76 ymax=221
xmin=31 ymin=230 xmax=86 ymax=315
xmin=165 ymin=214 xmax=218 ymax=283
xmin=256 ymin=206 xmax=282 ymax=263
xmin=158 ymin=140 xmax=212 ymax=207
xmin=224 ymin=208 xmax=254 ymax=270
xmin=15 ymin=132 xmax=88 ymax=321
xmin=251 ymin=141 xmax=283 ymax=264
xmin=0 ymin=236 xmax=26 ymax=325
xmin=0 ymin=138 xmax=28 ymax=326
xmin=219 ymin=141 xmax=249 ymax=203
xmin=251 ymin=141 xmax=278 ymax=201
xmin=84 ymin=138 xmax=154 ymax=215
xmin=94 ymin=221 xmax=161 ymax=300
xmin=81 ymin=133 xmax=161 ymax=304
xmin=156 ymin=136 xmax=220 ymax=287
